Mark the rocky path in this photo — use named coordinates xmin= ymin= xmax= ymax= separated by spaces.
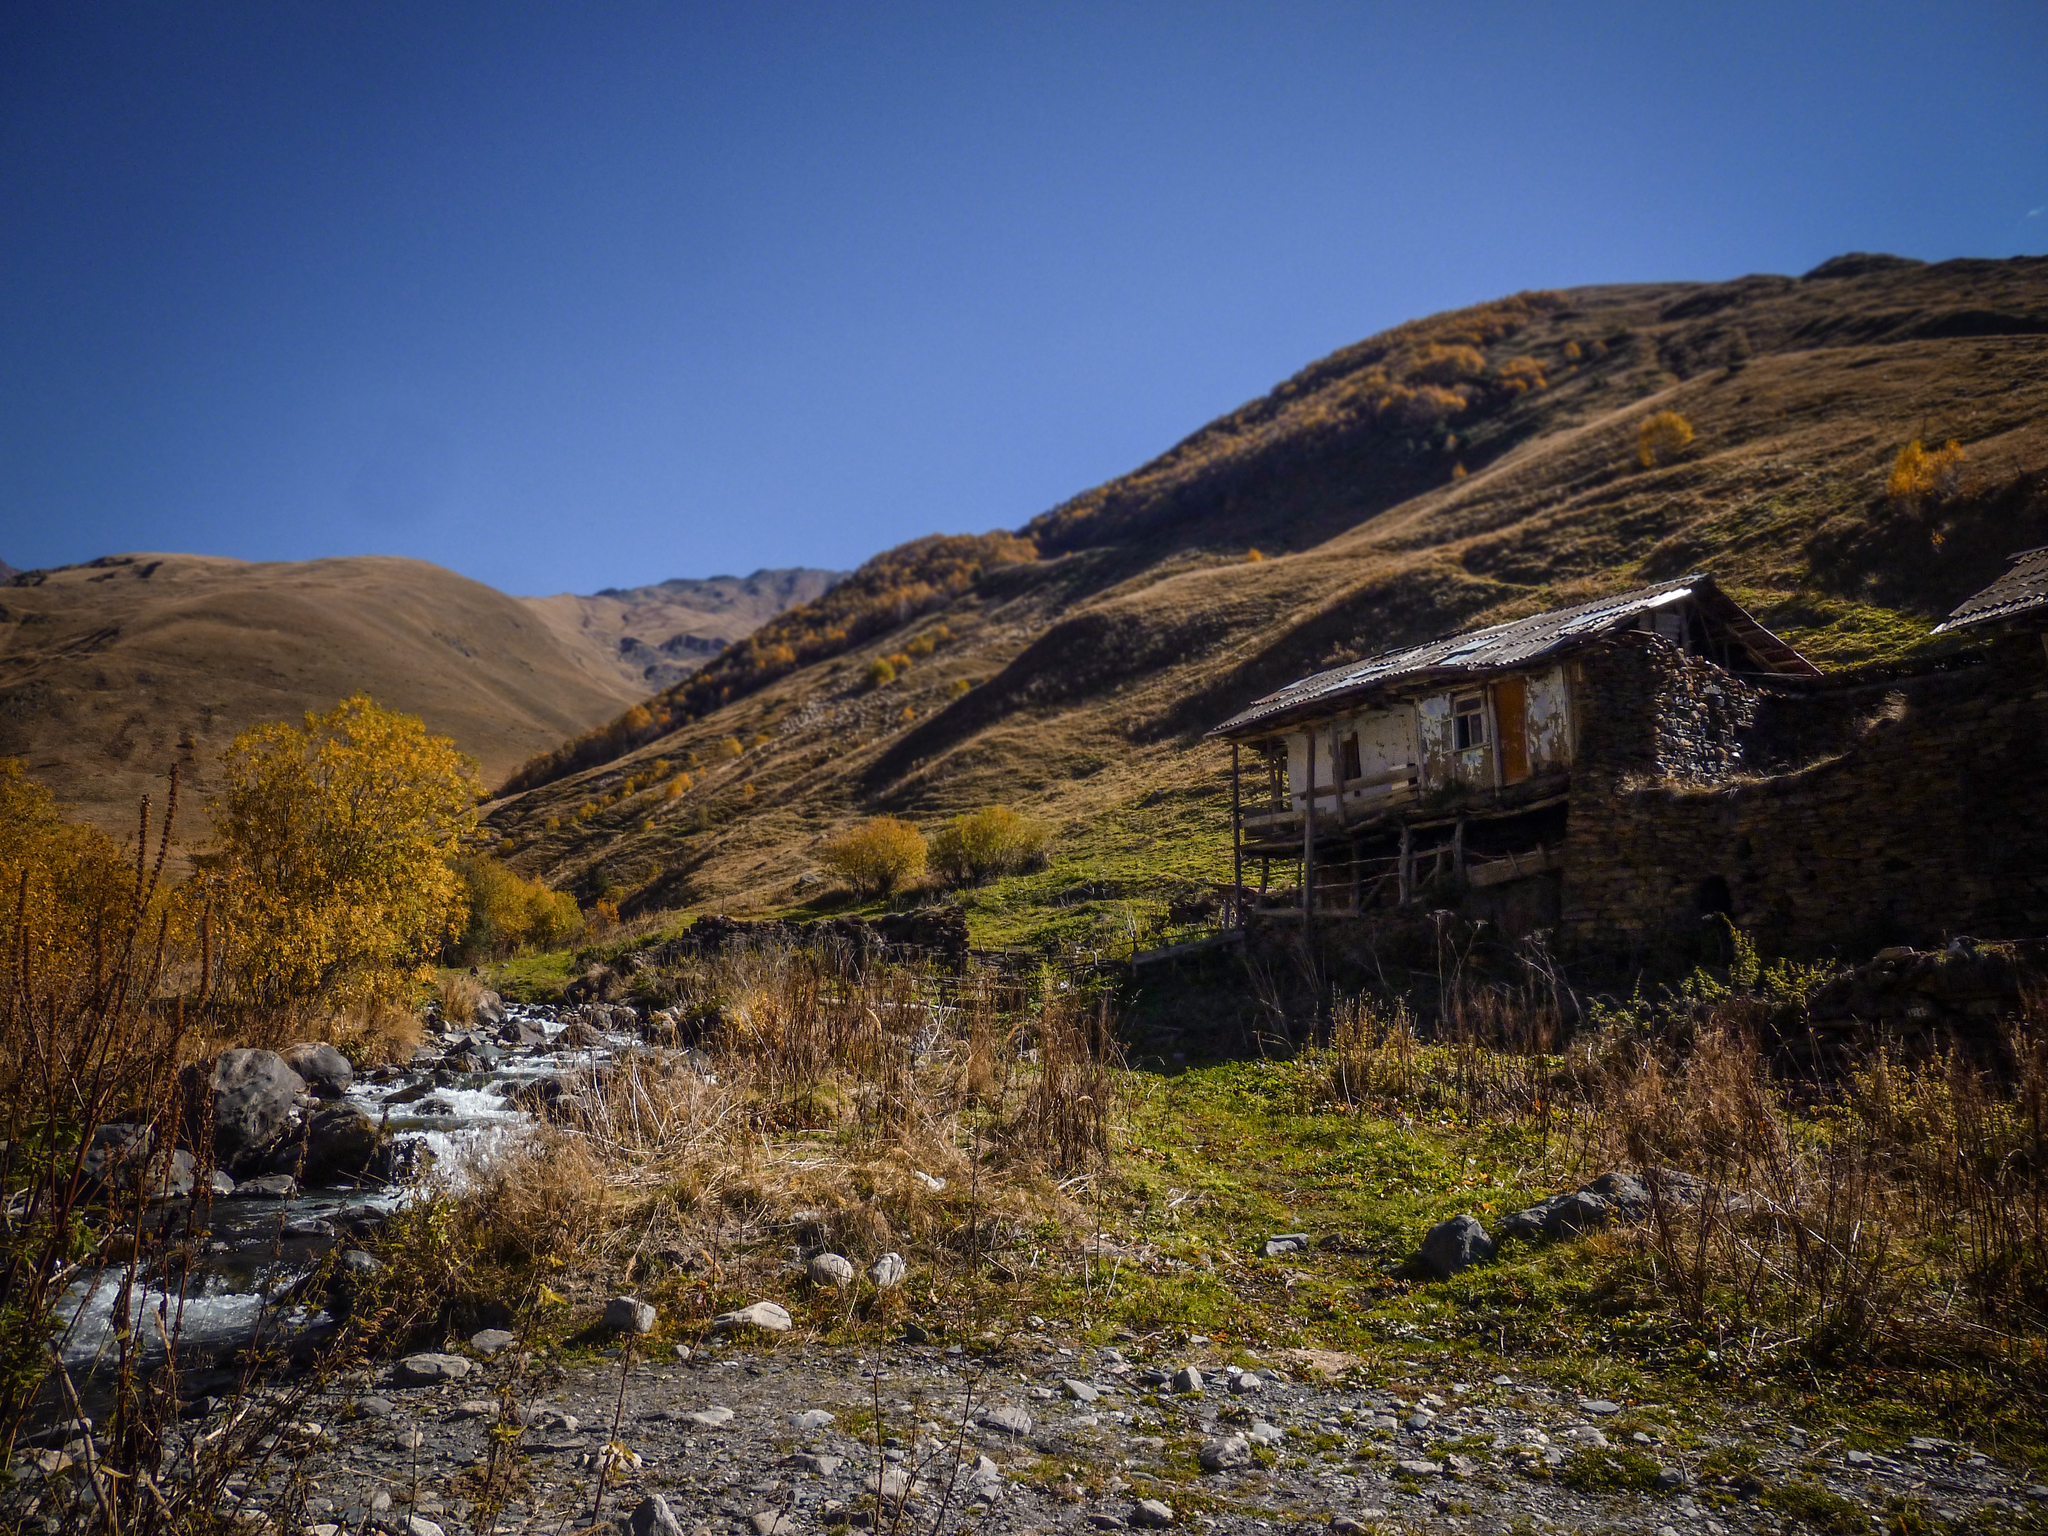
xmin=220 ymin=1325 xmax=2046 ymax=1536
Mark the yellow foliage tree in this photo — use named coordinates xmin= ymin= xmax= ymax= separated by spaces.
xmin=865 ymin=657 xmax=897 ymax=689
xmin=929 ymin=806 xmax=1052 ymax=886
xmin=194 ymin=695 xmax=481 ymax=1015
xmin=1637 ymin=410 xmax=1695 ymax=468
xmin=817 ymin=816 xmax=927 ymax=898
xmin=448 ymin=855 xmax=582 ymax=961
xmin=0 ymin=758 xmax=144 ymax=974
xmin=1886 ymin=438 xmax=1967 ymax=507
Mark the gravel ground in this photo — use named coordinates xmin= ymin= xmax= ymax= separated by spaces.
xmin=184 ymin=1322 xmax=2048 ymax=1536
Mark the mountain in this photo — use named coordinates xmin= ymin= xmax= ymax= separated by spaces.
xmin=0 ymin=554 xmax=824 ymax=846
xmin=485 ymin=254 xmax=2048 ymax=935
xmin=520 ymin=568 xmax=842 ymax=694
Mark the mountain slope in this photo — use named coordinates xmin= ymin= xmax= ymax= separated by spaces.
xmin=486 ymin=254 xmax=2048 ymax=936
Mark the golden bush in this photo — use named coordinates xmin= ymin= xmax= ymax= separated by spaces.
xmin=930 ymin=805 xmax=1051 ymax=886
xmin=193 ymin=694 xmax=481 ymax=1015
xmin=449 ymin=854 xmax=582 ymax=960
xmin=865 ymin=657 xmax=897 ymax=689
xmin=717 ymin=736 xmax=744 ymax=759
xmin=818 ymin=816 xmax=927 ymax=897
xmin=1886 ymin=438 xmax=1967 ymax=507
xmin=1637 ymin=410 xmax=1695 ymax=468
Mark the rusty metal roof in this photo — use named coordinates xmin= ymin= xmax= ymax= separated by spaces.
xmin=1931 ymin=547 xmax=2048 ymax=634
xmin=1208 ymin=573 xmax=1818 ymax=738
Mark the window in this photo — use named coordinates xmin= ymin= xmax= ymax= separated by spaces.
xmin=1453 ymin=694 xmax=1487 ymax=752
xmin=1339 ymin=732 xmax=1361 ymax=782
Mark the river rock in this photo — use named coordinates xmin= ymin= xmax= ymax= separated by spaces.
xmin=606 ymin=1296 xmax=658 ymax=1334
xmin=808 ymin=1252 xmax=856 ymax=1288
xmin=395 ymin=1352 xmax=471 ymax=1385
xmin=278 ymin=1041 xmax=355 ymax=1099
xmin=1230 ymin=1371 xmax=1264 ymax=1394
xmin=1170 ymin=1366 xmax=1203 ymax=1394
xmin=710 ymin=1301 xmax=790 ymax=1333
xmin=977 ymin=1405 xmax=1032 ymax=1437
xmin=1129 ymin=1499 xmax=1176 ymax=1527
xmin=470 ymin=1328 xmax=517 ymax=1356
xmin=628 ymin=1494 xmax=686 ymax=1536
xmin=233 ymin=1173 xmax=297 ymax=1199
xmin=1199 ymin=1435 xmax=1250 ymax=1471
xmin=1415 ymin=1214 xmax=1494 ymax=1280
xmin=869 ymin=1251 xmax=907 ymax=1289
xmin=184 ymin=1049 xmax=307 ymax=1164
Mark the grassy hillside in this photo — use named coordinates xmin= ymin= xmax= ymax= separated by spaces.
xmin=486 ymin=253 xmax=2048 ymax=944
xmin=0 ymin=553 xmax=656 ymax=845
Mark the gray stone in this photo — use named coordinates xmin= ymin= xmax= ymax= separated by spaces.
xmin=204 ymin=1169 xmax=235 ymax=1196
xmin=808 ymin=1252 xmax=856 ymax=1288
xmin=395 ymin=1352 xmax=471 ymax=1385
xmin=1579 ymin=1398 xmax=1622 ymax=1416
xmin=1063 ymin=1378 xmax=1100 ymax=1402
xmin=376 ymin=1518 xmax=445 ymax=1536
xmin=751 ymin=1513 xmax=793 ymax=1536
xmin=976 ymin=1405 xmax=1033 ymax=1438
xmin=186 ymin=1049 xmax=307 ymax=1163
xmin=628 ymin=1494 xmax=687 ymax=1536
xmin=1247 ymin=1421 xmax=1284 ymax=1447
xmin=689 ymin=1406 xmax=735 ymax=1428
xmin=232 ymin=1173 xmax=297 ymax=1199
xmin=1229 ymin=1371 xmax=1264 ymax=1395
xmin=353 ymin=1396 xmax=394 ymax=1419
xmin=1500 ymin=1190 xmax=1612 ymax=1242
xmin=869 ymin=1251 xmax=907 ymax=1289
xmin=1416 ymin=1214 xmax=1495 ymax=1280
xmin=1656 ymin=1465 xmax=1687 ymax=1491
xmin=296 ymin=1102 xmax=381 ymax=1182
xmin=787 ymin=1452 xmax=843 ymax=1475
xmin=790 ymin=1409 xmax=836 ymax=1434
xmin=1395 ymin=1459 xmax=1443 ymax=1478
xmin=1405 ymin=1412 xmax=1435 ymax=1432
xmin=470 ymin=1328 xmax=517 ymax=1356
xmin=710 ymin=1301 xmax=790 ymax=1333
xmin=1170 ymin=1366 xmax=1203 ymax=1395
xmin=1198 ymin=1435 xmax=1250 ymax=1472
xmin=1263 ymin=1233 xmax=1310 ymax=1257
xmin=1128 ymin=1498 xmax=1174 ymax=1528
xmin=605 ymin=1295 xmax=658 ymax=1334
xmin=278 ymin=1041 xmax=355 ymax=1099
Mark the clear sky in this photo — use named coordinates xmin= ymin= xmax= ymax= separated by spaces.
xmin=2 ymin=2 xmax=2043 ymax=596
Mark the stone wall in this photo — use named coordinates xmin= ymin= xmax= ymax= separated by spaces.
xmin=1561 ymin=637 xmax=2048 ymax=969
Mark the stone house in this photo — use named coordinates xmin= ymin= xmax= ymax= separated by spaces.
xmin=1209 ymin=568 xmax=2048 ymax=965
xmin=1932 ymin=545 xmax=2048 ymax=657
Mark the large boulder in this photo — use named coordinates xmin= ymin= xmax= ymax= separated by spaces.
xmin=183 ymin=1049 xmax=307 ymax=1165
xmin=1414 ymin=1214 xmax=1495 ymax=1280
xmin=278 ymin=1041 xmax=355 ymax=1099
xmin=240 ymin=1102 xmax=382 ymax=1186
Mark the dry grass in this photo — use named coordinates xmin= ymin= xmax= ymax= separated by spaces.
xmin=435 ymin=969 xmax=485 ymax=1024
xmin=453 ymin=939 xmax=1126 ymax=1292
xmin=1304 ymin=976 xmax=2048 ymax=1375
xmin=328 ymin=996 xmax=428 ymax=1065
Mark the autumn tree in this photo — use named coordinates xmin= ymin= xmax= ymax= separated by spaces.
xmin=930 ymin=806 xmax=1051 ymax=886
xmin=1637 ymin=410 xmax=1695 ymax=468
xmin=447 ymin=854 xmax=583 ymax=961
xmin=195 ymin=695 xmax=482 ymax=1016
xmin=1886 ymin=438 xmax=1967 ymax=509
xmin=817 ymin=816 xmax=927 ymax=898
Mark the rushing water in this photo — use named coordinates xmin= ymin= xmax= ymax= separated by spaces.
xmin=52 ymin=1004 xmax=641 ymax=1372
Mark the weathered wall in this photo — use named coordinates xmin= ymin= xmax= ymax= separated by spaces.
xmin=1562 ymin=636 xmax=2048 ymax=968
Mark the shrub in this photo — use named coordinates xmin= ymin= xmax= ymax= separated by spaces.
xmin=718 ymin=735 xmax=744 ymax=758
xmin=1886 ymin=437 xmax=1967 ymax=507
xmin=1245 ymin=548 xmax=1264 ymax=562
xmin=1637 ymin=410 xmax=1695 ymax=468
xmin=818 ymin=815 xmax=927 ymax=897
xmin=948 ymin=678 xmax=972 ymax=698
xmin=905 ymin=632 xmax=937 ymax=658
xmin=448 ymin=854 xmax=583 ymax=960
xmin=865 ymin=657 xmax=897 ymax=689
xmin=1496 ymin=355 xmax=1547 ymax=393
xmin=193 ymin=694 xmax=481 ymax=1016
xmin=930 ymin=805 xmax=1052 ymax=886
xmin=664 ymin=774 xmax=690 ymax=800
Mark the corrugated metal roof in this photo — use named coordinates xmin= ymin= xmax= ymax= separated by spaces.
xmin=1931 ymin=546 xmax=2048 ymax=634
xmin=1208 ymin=573 xmax=1816 ymax=738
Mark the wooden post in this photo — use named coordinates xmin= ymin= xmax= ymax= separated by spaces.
xmin=1301 ymin=727 xmax=1316 ymax=920
xmin=1230 ymin=742 xmax=1243 ymax=929
xmin=1398 ymin=822 xmax=1413 ymax=906
xmin=1452 ymin=815 xmax=1465 ymax=889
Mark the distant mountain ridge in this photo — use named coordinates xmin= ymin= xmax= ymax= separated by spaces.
xmin=519 ymin=568 xmax=842 ymax=693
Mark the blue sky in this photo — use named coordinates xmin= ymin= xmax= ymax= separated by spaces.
xmin=2 ymin=2 xmax=2043 ymax=595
